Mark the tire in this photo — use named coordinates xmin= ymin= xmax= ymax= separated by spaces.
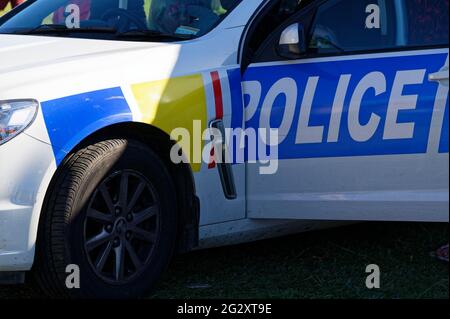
xmin=33 ymin=139 xmax=178 ymax=299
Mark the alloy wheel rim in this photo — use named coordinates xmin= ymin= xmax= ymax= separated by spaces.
xmin=83 ymin=169 xmax=160 ymax=284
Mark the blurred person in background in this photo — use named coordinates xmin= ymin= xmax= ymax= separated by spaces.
xmin=150 ymin=0 xmax=240 ymax=36
xmin=52 ymin=0 xmax=146 ymax=27
xmin=52 ymin=0 xmax=91 ymax=23
xmin=436 ymin=244 xmax=449 ymax=262
xmin=0 ymin=0 xmax=25 ymax=11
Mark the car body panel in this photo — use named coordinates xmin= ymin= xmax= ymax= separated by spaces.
xmin=242 ymin=48 xmax=449 ymax=222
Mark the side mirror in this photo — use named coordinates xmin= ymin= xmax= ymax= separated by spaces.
xmin=277 ymin=23 xmax=307 ymax=59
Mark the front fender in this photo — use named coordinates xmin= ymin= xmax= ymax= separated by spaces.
xmin=39 ymin=74 xmax=209 ymax=170
xmin=39 ymin=86 xmax=133 ymax=165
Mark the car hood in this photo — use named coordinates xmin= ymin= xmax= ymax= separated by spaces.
xmin=0 ymin=34 xmax=164 ymax=74
xmin=0 ymin=34 xmax=186 ymax=100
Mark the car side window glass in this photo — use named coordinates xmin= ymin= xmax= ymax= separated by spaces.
xmin=405 ymin=0 xmax=449 ymax=47
xmin=308 ymin=0 xmax=449 ymax=56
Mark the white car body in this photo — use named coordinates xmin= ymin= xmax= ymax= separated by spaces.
xmin=0 ymin=0 xmax=448 ymax=273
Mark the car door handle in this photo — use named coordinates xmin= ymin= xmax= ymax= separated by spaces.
xmin=429 ymin=68 xmax=449 ymax=82
xmin=209 ymin=119 xmax=237 ymax=200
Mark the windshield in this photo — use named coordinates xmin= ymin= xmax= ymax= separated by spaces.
xmin=0 ymin=0 xmax=242 ymax=40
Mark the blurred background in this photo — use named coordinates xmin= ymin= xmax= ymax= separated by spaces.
xmin=1 ymin=0 xmax=23 ymax=16
xmin=0 ymin=3 xmax=12 ymax=16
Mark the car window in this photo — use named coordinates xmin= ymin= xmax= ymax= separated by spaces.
xmin=0 ymin=0 xmax=242 ymax=40
xmin=405 ymin=0 xmax=449 ymax=47
xmin=309 ymin=0 xmax=449 ymax=55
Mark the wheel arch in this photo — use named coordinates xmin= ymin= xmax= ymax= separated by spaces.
xmin=36 ymin=121 xmax=200 ymax=266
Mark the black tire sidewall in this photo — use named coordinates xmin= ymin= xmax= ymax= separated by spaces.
xmin=63 ymin=140 xmax=177 ymax=298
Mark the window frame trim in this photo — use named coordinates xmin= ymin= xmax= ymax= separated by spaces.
xmin=245 ymin=0 xmax=450 ymax=66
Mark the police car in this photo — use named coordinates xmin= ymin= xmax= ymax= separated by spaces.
xmin=0 ymin=0 xmax=448 ymax=298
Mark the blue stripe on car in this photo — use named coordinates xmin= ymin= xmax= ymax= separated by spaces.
xmin=41 ymin=87 xmax=132 ymax=165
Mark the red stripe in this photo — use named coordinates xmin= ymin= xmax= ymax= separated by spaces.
xmin=208 ymin=71 xmax=224 ymax=169
xmin=208 ymin=147 xmax=216 ymax=169
xmin=211 ymin=71 xmax=224 ymax=119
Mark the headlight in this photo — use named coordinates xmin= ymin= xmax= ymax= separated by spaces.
xmin=0 ymin=99 xmax=39 ymax=145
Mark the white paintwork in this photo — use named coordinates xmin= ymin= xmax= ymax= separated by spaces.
xmin=199 ymin=219 xmax=351 ymax=249
xmin=196 ymin=68 xmax=246 ymax=225
xmin=0 ymin=133 xmax=56 ymax=271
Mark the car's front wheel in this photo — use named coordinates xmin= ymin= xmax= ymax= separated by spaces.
xmin=34 ymin=139 xmax=178 ymax=298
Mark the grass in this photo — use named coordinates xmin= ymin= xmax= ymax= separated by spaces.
xmin=0 ymin=222 xmax=448 ymax=299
